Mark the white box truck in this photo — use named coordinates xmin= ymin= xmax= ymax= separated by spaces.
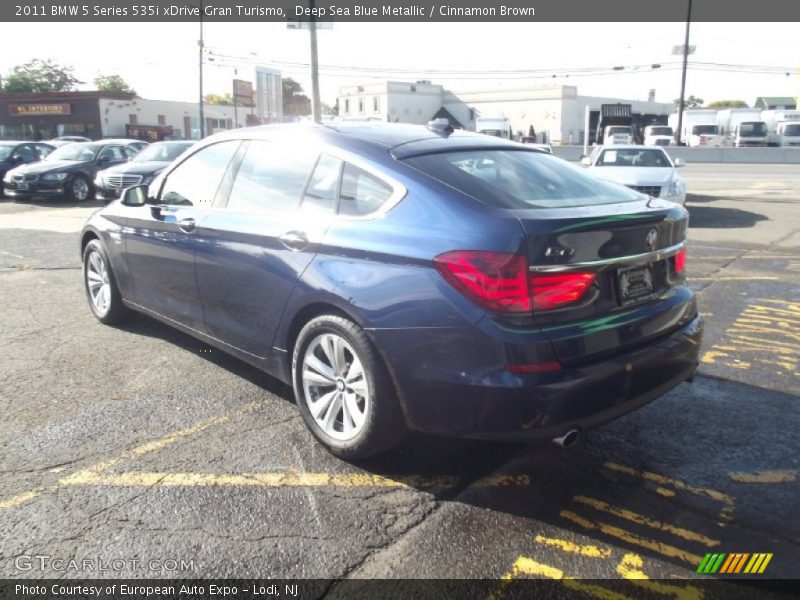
xmin=762 ymin=110 xmax=800 ymax=146
xmin=668 ymin=110 xmax=721 ymax=147
xmin=475 ymin=116 xmax=511 ymax=139
xmin=643 ymin=125 xmax=674 ymax=146
xmin=715 ymin=109 xmax=768 ymax=147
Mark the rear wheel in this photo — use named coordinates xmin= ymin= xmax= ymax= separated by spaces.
xmin=83 ymin=240 xmax=131 ymax=324
xmin=292 ymin=315 xmax=406 ymax=460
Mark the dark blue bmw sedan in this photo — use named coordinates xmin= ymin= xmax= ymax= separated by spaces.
xmin=80 ymin=122 xmax=702 ymax=459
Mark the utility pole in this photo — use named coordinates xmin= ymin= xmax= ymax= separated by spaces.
xmin=198 ymin=0 xmax=205 ymax=138
xmin=675 ymin=0 xmax=693 ymax=146
xmin=309 ymin=0 xmax=321 ymax=123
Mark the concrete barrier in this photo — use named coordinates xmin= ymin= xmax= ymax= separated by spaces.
xmin=551 ymin=145 xmax=800 ymax=164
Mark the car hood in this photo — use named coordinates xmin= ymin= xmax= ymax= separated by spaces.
xmin=590 ymin=166 xmax=675 ymax=186
xmin=101 ymin=161 xmax=170 ymax=176
xmin=13 ymin=160 xmax=86 ymax=174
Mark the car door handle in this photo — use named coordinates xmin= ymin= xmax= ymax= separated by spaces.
xmin=178 ymin=218 xmax=196 ymax=233
xmin=279 ymin=231 xmax=308 ymax=251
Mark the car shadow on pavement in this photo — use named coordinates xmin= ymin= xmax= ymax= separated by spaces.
xmin=686 ymin=205 xmax=768 ymax=228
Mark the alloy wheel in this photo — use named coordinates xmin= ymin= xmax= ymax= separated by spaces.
xmin=85 ymin=249 xmax=111 ymax=315
xmin=301 ymin=333 xmax=370 ymax=441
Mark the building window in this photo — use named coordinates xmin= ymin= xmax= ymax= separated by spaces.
xmin=358 ymin=98 xmax=364 ymax=114
xmin=344 ymin=98 xmax=350 ymax=114
xmin=157 ymin=115 xmax=166 ymax=125
xmin=129 ymin=114 xmax=138 ymax=125
xmin=469 ymin=109 xmax=475 ymax=121
xmin=373 ymin=96 xmax=380 ymax=113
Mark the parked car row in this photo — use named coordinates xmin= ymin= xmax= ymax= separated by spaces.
xmin=0 ymin=138 xmax=193 ymax=203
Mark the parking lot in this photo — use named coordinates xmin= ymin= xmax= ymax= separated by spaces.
xmin=1 ymin=163 xmax=798 ymax=591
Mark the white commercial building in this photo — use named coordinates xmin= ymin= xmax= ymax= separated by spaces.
xmin=338 ymin=82 xmax=674 ymax=144
xmin=99 ymin=97 xmax=237 ymax=139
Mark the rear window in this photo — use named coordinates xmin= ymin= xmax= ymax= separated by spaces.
xmin=404 ymin=150 xmax=641 ymax=209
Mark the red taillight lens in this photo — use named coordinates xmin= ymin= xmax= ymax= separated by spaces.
xmin=530 ymin=272 xmax=596 ymax=311
xmin=435 ymin=251 xmax=596 ymax=313
xmin=434 ymin=251 xmax=531 ymax=313
xmin=674 ymin=247 xmax=687 ymax=274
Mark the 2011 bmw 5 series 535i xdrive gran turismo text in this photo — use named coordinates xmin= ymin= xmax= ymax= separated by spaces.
xmin=81 ymin=121 xmax=702 ymax=459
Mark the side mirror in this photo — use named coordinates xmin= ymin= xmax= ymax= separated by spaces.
xmin=97 ymin=156 xmax=111 ymax=165
xmin=10 ymin=155 xmax=23 ymax=163
xmin=121 ymin=185 xmax=147 ymax=207
xmin=673 ymin=158 xmax=686 ymax=168
xmin=580 ymin=157 xmax=592 ymax=167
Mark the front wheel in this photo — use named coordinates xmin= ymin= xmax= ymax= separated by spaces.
xmin=292 ymin=315 xmax=406 ymax=460
xmin=83 ymin=239 xmax=131 ymax=324
xmin=68 ymin=174 xmax=92 ymax=202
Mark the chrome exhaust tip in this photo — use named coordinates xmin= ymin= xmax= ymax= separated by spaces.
xmin=552 ymin=429 xmax=580 ymax=448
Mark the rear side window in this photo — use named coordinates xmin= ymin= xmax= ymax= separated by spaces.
xmin=404 ymin=150 xmax=640 ymax=209
xmin=302 ymin=154 xmax=342 ymax=215
xmin=339 ymin=164 xmax=394 ymax=216
xmin=227 ymin=140 xmax=315 ymax=214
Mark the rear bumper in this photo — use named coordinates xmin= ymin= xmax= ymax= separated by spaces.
xmin=372 ymin=314 xmax=702 ymax=440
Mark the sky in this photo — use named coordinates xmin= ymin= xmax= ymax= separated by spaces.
xmin=0 ymin=22 xmax=796 ymax=107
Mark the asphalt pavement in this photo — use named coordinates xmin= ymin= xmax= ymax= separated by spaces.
xmin=0 ymin=163 xmax=798 ymax=593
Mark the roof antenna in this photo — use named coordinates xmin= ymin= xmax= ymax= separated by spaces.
xmin=426 ymin=118 xmax=454 ymax=137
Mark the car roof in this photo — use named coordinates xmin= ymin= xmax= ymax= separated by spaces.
xmin=201 ymin=122 xmax=540 ymax=163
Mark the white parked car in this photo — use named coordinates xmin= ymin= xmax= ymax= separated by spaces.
xmin=582 ymin=145 xmax=687 ymax=205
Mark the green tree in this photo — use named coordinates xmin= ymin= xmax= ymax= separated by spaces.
xmin=321 ymin=101 xmax=338 ymax=116
xmin=94 ymin=74 xmax=136 ymax=95
xmin=673 ymin=95 xmax=704 ymax=109
xmin=282 ymin=77 xmax=311 ymax=116
xmin=707 ymin=100 xmax=749 ymax=109
xmin=2 ymin=59 xmax=81 ymax=93
xmin=204 ymin=93 xmax=234 ymax=106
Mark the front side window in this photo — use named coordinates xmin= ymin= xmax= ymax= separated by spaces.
xmin=339 ymin=164 xmax=394 ymax=216
xmin=98 ymin=146 xmax=126 ymax=161
xmin=404 ymin=150 xmax=641 ymax=209
xmin=226 ymin=140 xmax=315 ymax=213
xmin=14 ymin=145 xmax=36 ymax=162
xmin=160 ymin=141 xmax=240 ymax=207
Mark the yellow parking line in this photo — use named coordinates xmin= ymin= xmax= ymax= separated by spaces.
xmin=729 ymin=470 xmax=797 ymax=484
xmin=573 ymin=496 xmax=720 ymax=547
xmin=560 ymin=510 xmax=703 ymax=566
xmin=533 ymin=534 xmax=612 ymax=558
xmin=63 ymin=470 xmax=462 ymax=489
xmin=617 ymin=554 xmax=704 ymax=600
xmin=603 ymin=463 xmax=734 ymax=507
xmin=493 ymin=556 xmax=633 ymax=600
xmin=0 ymin=488 xmax=50 ymax=511
xmin=0 ymin=403 xmax=262 ymax=511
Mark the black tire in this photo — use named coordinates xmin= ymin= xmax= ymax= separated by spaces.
xmin=82 ymin=239 xmax=131 ymax=325
xmin=67 ymin=174 xmax=92 ymax=202
xmin=292 ymin=315 xmax=407 ymax=460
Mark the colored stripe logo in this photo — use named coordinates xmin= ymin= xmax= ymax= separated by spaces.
xmin=697 ymin=553 xmax=773 ymax=574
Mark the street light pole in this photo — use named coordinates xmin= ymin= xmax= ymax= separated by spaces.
xmin=676 ymin=0 xmax=693 ymax=146
xmin=309 ymin=0 xmax=321 ymax=123
xmin=198 ymin=0 xmax=205 ymax=138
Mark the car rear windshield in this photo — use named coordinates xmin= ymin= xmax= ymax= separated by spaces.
xmin=403 ymin=149 xmax=641 ymax=209
xmin=649 ymin=127 xmax=673 ymax=136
